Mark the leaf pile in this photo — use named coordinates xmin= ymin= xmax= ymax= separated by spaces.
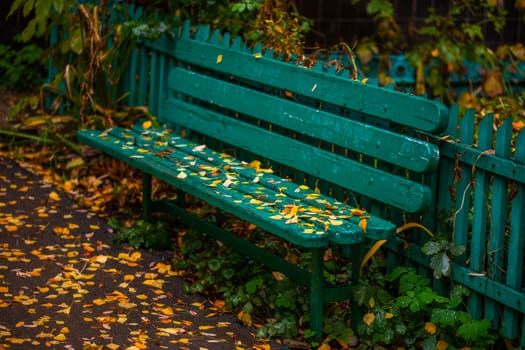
xmin=0 ymin=157 xmax=279 ymax=350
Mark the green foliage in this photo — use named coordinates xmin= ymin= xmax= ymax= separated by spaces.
xmin=353 ymin=267 xmax=497 ymax=349
xmin=0 ymin=38 xmax=44 ymax=91
xmin=177 ymin=229 xmax=308 ymax=340
xmin=353 ymin=0 xmax=523 ymax=105
xmin=422 ymin=237 xmax=465 ymax=279
xmin=110 ymin=218 xmax=172 ymax=250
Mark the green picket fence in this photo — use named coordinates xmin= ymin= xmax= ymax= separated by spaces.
xmin=46 ymin=3 xmax=525 ymax=344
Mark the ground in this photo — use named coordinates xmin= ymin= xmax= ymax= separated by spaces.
xmin=0 ymin=92 xmax=289 ymax=349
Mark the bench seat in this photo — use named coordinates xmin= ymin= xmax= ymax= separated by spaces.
xmin=78 ymin=125 xmax=396 ymax=246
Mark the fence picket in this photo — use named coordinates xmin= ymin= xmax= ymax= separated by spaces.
xmin=485 ymin=119 xmax=512 ymax=327
xmin=468 ymin=114 xmax=493 ymax=320
xmin=454 ymin=109 xmax=475 ymax=265
xmin=503 ymin=129 xmax=525 ymax=343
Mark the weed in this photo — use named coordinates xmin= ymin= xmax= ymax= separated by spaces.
xmin=110 ymin=217 xmax=173 ymax=250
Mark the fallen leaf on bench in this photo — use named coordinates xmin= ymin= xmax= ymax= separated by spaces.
xmin=216 ymin=54 xmax=223 ymax=64
xmin=285 ymin=216 xmax=298 ymax=224
xmin=306 ymin=193 xmax=320 ymax=200
xmin=359 ymin=219 xmax=367 ymax=233
xmin=177 ymin=171 xmax=187 ymax=179
xmin=192 ymin=144 xmax=206 ymax=152
xmin=350 ymin=208 xmax=367 ymax=216
xmin=142 ymin=120 xmax=152 ymax=129
xmin=329 ymin=219 xmax=343 ymax=226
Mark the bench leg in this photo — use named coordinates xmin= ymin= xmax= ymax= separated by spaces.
xmin=350 ymin=243 xmax=364 ymax=328
xmin=142 ymin=173 xmax=152 ymax=220
xmin=310 ymin=247 xmax=324 ymax=340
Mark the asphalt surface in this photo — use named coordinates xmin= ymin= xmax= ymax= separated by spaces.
xmin=0 ymin=156 xmax=286 ymax=349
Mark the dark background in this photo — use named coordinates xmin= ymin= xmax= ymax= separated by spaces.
xmin=1 ymin=1 xmax=523 ymax=48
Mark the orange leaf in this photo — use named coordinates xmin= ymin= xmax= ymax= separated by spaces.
xmin=358 ymin=218 xmax=367 ymax=233
xmin=49 ymin=191 xmax=61 ymax=201
xmin=363 ymin=312 xmax=375 ymax=326
xmin=425 ymin=321 xmax=437 ymax=335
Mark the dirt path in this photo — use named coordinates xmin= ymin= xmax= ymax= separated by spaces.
xmin=0 ymin=156 xmax=285 ymax=349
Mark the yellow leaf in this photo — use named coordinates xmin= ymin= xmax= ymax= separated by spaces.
xmin=350 ymin=208 xmax=367 ymax=216
xmin=63 ymin=181 xmax=73 ymax=192
xmin=57 ymin=305 xmax=71 ymax=314
xmin=142 ymin=120 xmax=152 ymax=129
xmin=360 ymin=239 xmax=387 ymax=277
xmin=49 ymin=191 xmax=61 ymax=201
xmin=369 ymin=296 xmax=375 ymax=308
xmin=53 ymin=227 xmax=70 ymax=235
xmin=157 ymin=306 xmax=174 ymax=316
xmin=107 ymin=343 xmax=120 ymax=350
xmin=424 ymin=321 xmax=437 ymax=335
xmin=437 ymin=340 xmax=449 ymax=350
xmin=119 ymin=301 xmax=137 ymax=309
xmin=363 ymin=312 xmax=375 ymax=326
xmin=329 ymin=219 xmax=343 ymax=226
xmin=54 ymin=333 xmax=66 ymax=341
xmin=237 ymin=310 xmax=252 ymax=326
xmin=216 ymin=54 xmax=223 ymax=64
xmin=317 ymin=344 xmax=331 ymax=350
xmin=198 ymin=325 xmax=215 ymax=330
xmin=143 ymin=279 xmax=164 ymax=289
xmin=15 ymin=321 xmax=24 ymax=327
xmin=93 ymin=299 xmax=106 ymax=306
xmin=385 ymin=312 xmax=394 ymax=319
xmin=396 ymin=222 xmax=434 ymax=237
xmin=253 ymin=52 xmax=262 ymax=59
xmin=359 ymin=218 xmax=367 ymax=233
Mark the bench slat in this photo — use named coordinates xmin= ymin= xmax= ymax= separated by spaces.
xmin=167 ymin=68 xmax=440 ymax=172
xmin=172 ymin=36 xmax=449 ymax=134
xmin=164 ymin=98 xmax=433 ymax=213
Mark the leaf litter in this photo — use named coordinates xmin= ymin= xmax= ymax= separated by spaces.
xmin=0 ymin=157 xmax=281 ymax=349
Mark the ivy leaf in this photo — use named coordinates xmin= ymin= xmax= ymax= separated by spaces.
xmin=450 ymin=244 xmax=465 ymax=257
xmin=429 ymin=251 xmax=450 ymax=279
xmin=457 ymin=319 xmax=492 ymax=342
xmin=431 ymin=308 xmax=459 ymax=327
xmin=421 ymin=240 xmax=443 ymax=255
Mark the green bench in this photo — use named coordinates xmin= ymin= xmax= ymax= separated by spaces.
xmin=77 ymin=22 xmax=448 ymax=338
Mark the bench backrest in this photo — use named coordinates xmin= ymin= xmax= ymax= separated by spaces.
xmin=160 ymin=22 xmax=449 ymax=214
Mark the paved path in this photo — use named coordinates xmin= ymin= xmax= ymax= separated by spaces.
xmin=0 ymin=157 xmax=284 ymax=349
